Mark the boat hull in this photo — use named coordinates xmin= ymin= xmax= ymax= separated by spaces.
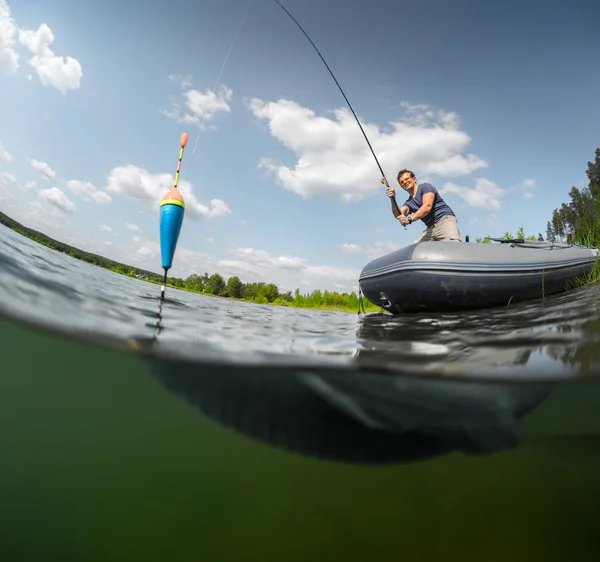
xmin=358 ymin=241 xmax=598 ymax=313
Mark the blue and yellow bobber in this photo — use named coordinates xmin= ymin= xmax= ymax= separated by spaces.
xmin=159 ymin=132 xmax=188 ymax=271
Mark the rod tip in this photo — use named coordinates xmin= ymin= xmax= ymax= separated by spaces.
xmin=180 ymin=132 xmax=188 ymax=147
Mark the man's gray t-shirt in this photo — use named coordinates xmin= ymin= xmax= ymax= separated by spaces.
xmin=403 ymin=183 xmax=455 ymax=228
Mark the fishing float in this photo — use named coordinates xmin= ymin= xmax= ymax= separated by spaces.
xmin=155 ymin=132 xmax=188 ymax=330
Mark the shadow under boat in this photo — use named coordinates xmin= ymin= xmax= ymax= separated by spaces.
xmin=142 ymin=339 xmax=555 ymax=466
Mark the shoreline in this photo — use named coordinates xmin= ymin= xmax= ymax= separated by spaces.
xmin=0 ymin=212 xmax=381 ymax=314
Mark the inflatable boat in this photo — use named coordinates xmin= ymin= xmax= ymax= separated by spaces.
xmin=358 ymin=238 xmax=599 ymax=313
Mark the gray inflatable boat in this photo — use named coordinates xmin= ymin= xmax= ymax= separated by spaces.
xmin=358 ymin=238 xmax=599 ymax=313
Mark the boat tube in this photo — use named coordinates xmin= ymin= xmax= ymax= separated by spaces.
xmin=358 ymin=238 xmax=599 ymax=313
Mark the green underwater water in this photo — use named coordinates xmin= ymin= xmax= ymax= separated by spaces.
xmin=1 ymin=316 xmax=600 ymax=562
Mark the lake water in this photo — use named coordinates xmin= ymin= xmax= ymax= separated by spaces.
xmin=1 ymin=223 xmax=600 ymax=561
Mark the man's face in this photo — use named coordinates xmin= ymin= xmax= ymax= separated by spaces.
xmin=398 ymin=174 xmax=415 ymax=192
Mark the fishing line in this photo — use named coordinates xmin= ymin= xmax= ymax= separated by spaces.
xmin=187 ymin=0 xmax=256 ymax=170
xmin=153 ymin=1 xmax=253 ymax=337
xmin=272 ymin=0 xmax=404 ymax=220
xmin=155 ymin=133 xmax=188 ymax=338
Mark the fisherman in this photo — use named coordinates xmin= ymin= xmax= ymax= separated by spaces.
xmin=386 ymin=169 xmax=462 ymax=242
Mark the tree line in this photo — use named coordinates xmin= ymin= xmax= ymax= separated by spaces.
xmin=475 ymin=147 xmax=600 ymax=247
xmin=545 ymin=148 xmax=600 ymax=246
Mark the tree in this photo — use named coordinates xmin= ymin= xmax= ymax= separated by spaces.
xmin=544 ymin=148 xmax=600 ymax=246
xmin=206 ymin=273 xmax=225 ymax=295
xmin=586 ymin=147 xmax=600 ymax=205
xmin=259 ymin=283 xmax=279 ymax=303
xmin=227 ymin=275 xmax=243 ymax=299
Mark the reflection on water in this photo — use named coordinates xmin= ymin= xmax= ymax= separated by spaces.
xmin=354 ymin=289 xmax=600 ymax=378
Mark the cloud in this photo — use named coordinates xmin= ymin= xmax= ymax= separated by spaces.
xmin=65 ymin=179 xmax=111 ymax=203
xmin=0 ymin=171 xmax=16 ymax=200
xmin=99 ymin=224 xmax=112 ymax=232
xmin=162 ymin=79 xmax=233 ymax=127
xmin=339 ymin=240 xmax=399 ymax=259
xmin=0 ymin=0 xmax=18 ymax=72
xmin=439 ymin=177 xmax=506 ymax=210
xmin=0 ymin=140 xmax=12 ymax=162
xmin=124 ymin=222 xmax=140 ymax=232
xmin=37 ymin=186 xmax=76 ymax=213
xmin=217 ymin=247 xmax=360 ymax=293
xmin=28 ymin=158 xmax=56 ymax=180
xmin=0 ymin=171 xmax=17 ymax=186
xmin=520 ymin=178 xmax=537 ymax=199
xmin=247 ymin=98 xmax=488 ymax=201
xmin=17 ymin=23 xmax=82 ymax=93
xmin=104 ymin=164 xmax=231 ymax=220
xmin=110 ymin=235 xmax=361 ymax=294
xmin=23 ymin=180 xmax=36 ymax=190
xmin=224 ymin=247 xmax=308 ymax=270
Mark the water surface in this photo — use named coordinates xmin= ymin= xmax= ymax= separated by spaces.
xmin=2 ymin=224 xmax=600 ymax=561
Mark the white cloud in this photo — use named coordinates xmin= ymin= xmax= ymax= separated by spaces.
xmin=247 ymin=98 xmax=488 ymax=201
xmin=0 ymin=171 xmax=15 ymax=200
xmin=206 ymin=237 xmax=214 ymax=243
xmin=99 ymin=224 xmax=112 ymax=232
xmin=217 ymin=247 xmax=359 ymax=293
xmin=0 ymin=140 xmax=12 ymax=162
xmin=225 ymin=247 xmax=308 ymax=270
xmin=65 ymin=179 xmax=111 ymax=203
xmin=37 ymin=186 xmax=76 ymax=213
xmin=110 ymin=235 xmax=361 ymax=294
xmin=339 ymin=240 xmax=398 ymax=259
xmin=136 ymin=246 xmax=155 ymax=260
xmin=163 ymin=81 xmax=233 ymax=127
xmin=440 ymin=177 xmax=506 ymax=210
xmin=0 ymin=0 xmax=18 ymax=72
xmin=4 ymin=201 xmax=51 ymax=228
xmin=520 ymin=178 xmax=536 ymax=198
xmin=28 ymin=158 xmax=56 ymax=180
xmin=23 ymin=180 xmax=36 ymax=190
xmin=104 ymin=164 xmax=231 ymax=220
xmin=125 ymin=222 xmax=140 ymax=232
xmin=0 ymin=171 xmax=17 ymax=186
xmin=18 ymin=23 xmax=82 ymax=94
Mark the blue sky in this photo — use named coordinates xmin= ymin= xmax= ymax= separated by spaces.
xmin=1 ymin=0 xmax=599 ymax=293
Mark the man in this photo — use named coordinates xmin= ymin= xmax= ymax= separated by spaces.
xmin=386 ymin=169 xmax=461 ymax=242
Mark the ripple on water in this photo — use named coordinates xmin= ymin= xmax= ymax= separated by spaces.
xmin=1 ymin=223 xmax=600 ymax=380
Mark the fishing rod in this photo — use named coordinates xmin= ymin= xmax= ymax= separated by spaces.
xmin=155 ymin=132 xmax=188 ymax=334
xmin=272 ymin=0 xmax=405 ymax=226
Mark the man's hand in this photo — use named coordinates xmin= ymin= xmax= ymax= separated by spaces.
xmin=397 ymin=214 xmax=410 ymax=226
xmin=386 ymin=186 xmax=395 ymax=198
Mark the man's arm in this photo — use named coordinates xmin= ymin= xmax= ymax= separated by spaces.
xmin=409 ymin=192 xmax=434 ymax=221
xmin=397 ymin=204 xmax=410 ymax=217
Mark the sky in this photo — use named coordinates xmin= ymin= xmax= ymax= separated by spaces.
xmin=1 ymin=0 xmax=599 ymax=294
